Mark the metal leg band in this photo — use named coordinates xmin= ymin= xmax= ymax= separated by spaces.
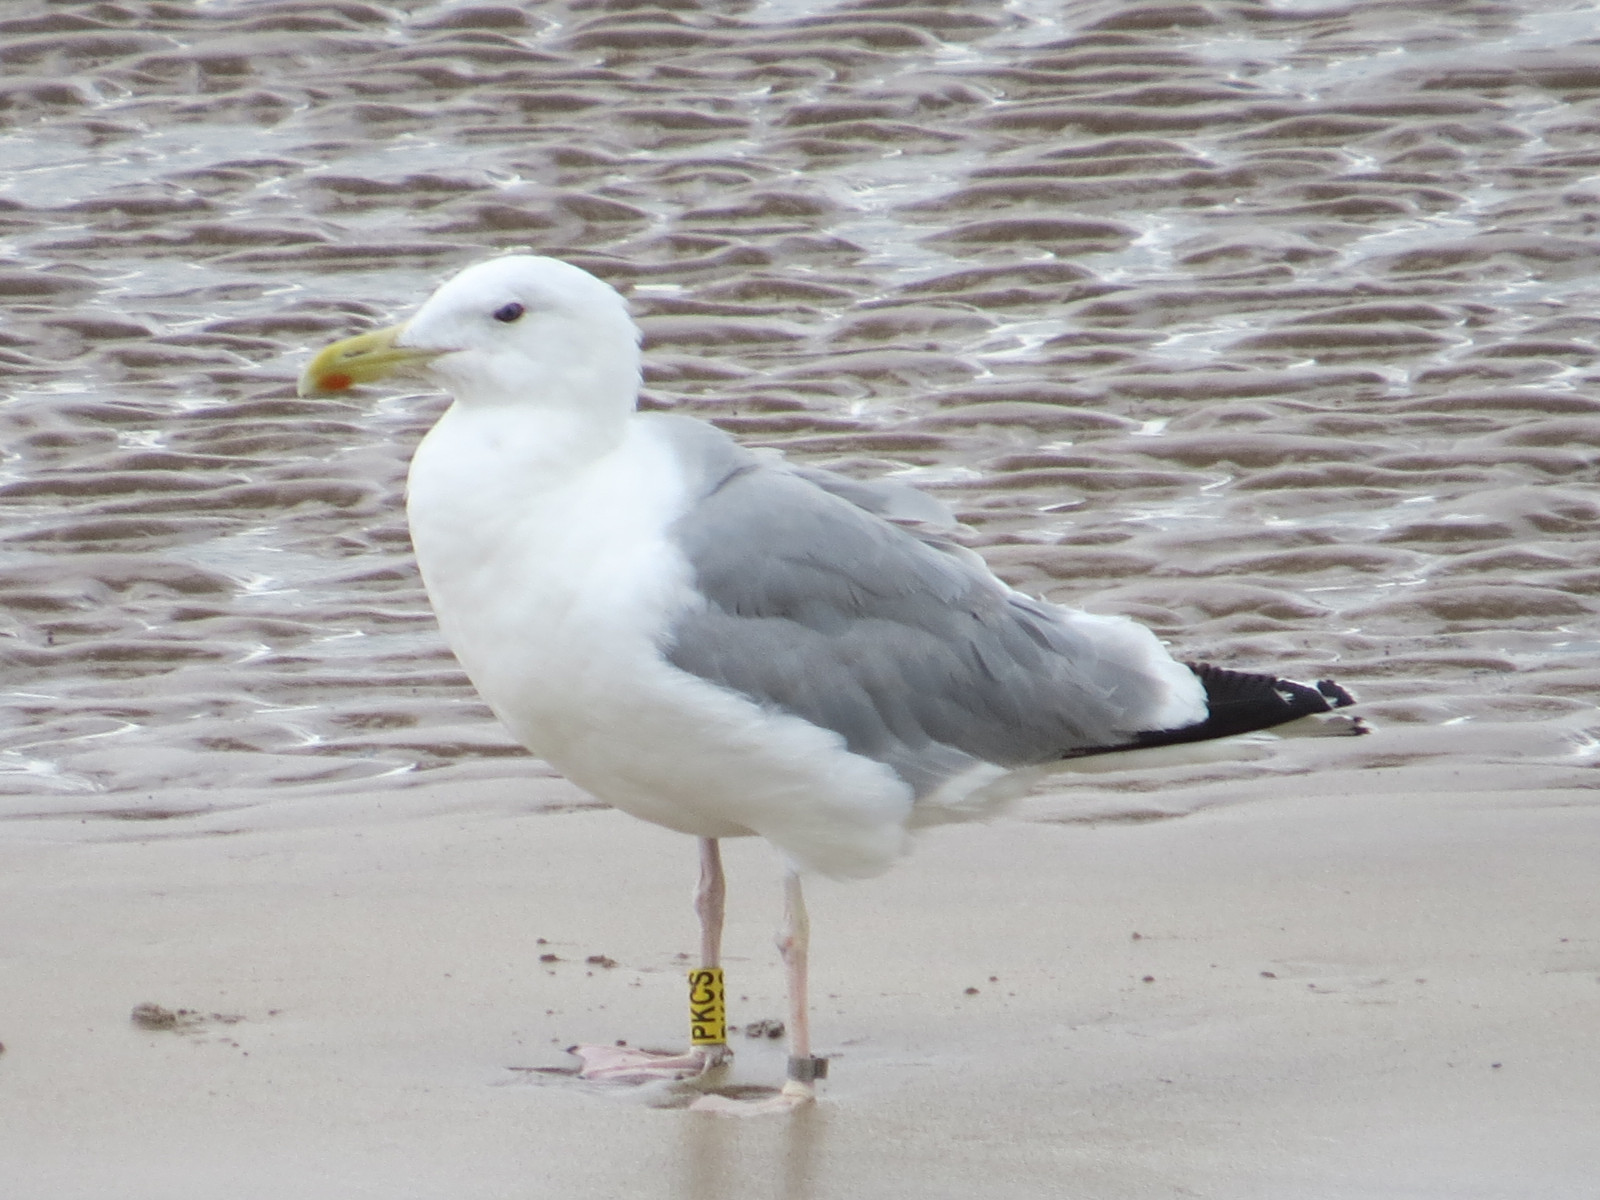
xmin=786 ymin=1055 xmax=829 ymax=1083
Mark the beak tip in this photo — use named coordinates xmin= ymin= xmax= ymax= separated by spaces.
xmin=295 ymin=365 xmax=355 ymax=397
xmin=297 ymin=322 xmax=421 ymax=397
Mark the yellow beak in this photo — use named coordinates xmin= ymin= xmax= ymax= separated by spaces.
xmin=296 ymin=323 xmax=442 ymax=396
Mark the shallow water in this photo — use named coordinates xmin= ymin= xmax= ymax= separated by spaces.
xmin=1 ymin=0 xmax=1598 ymax=810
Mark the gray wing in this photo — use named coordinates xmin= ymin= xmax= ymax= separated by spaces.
xmin=649 ymin=414 xmax=1195 ymax=798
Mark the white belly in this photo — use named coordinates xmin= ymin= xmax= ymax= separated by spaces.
xmin=404 ymin=408 xmax=914 ymax=878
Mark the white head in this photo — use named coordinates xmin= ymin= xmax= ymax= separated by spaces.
xmin=299 ymin=255 xmax=642 ymax=419
xmin=404 ymin=256 xmax=640 ymax=410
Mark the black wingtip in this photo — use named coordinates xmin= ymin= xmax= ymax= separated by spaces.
xmin=1062 ymin=662 xmax=1365 ymax=760
xmin=1128 ymin=661 xmax=1363 ymax=750
xmin=1316 ymin=678 xmax=1356 ymax=709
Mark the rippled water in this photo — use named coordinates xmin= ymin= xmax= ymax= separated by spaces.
xmin=2 ymin=0 xmax=1598 ymax=813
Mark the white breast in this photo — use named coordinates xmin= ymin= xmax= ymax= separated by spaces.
xmin=405 ymin=405 xmax=915 ymax=879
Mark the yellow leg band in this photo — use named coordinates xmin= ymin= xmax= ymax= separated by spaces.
xmin=688 ymin=967 xmax=727 ymax=1045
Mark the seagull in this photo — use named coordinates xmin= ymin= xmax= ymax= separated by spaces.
xmin=298 ymin=255 xmax=1362 ymax=1113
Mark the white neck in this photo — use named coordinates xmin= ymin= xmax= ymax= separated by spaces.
xmin=413 ymin=400 xmax=631 ymax=502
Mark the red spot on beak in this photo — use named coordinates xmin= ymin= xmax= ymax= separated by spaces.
xmin=321 ymin=372 xmax=354 ymax=391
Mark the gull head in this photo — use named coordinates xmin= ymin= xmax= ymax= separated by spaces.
xmin=297 ymin=255 xmax=642 ymax=412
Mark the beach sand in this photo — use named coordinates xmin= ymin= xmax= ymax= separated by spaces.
xmin=4 ymin=762 xmax=1596 ymax=1199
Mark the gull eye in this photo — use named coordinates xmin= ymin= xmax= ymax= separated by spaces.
xmin=492 ymin=301 xmax=525 ymax=323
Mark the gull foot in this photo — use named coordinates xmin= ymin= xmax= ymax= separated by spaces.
xmin=569 ymin=1042 xmax=730 ymax=1084
xmin=690 ymin=1080 xmax=815 ymax=1117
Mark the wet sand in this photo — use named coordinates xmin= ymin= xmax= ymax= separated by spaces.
xmin=2 ymin=0 xmax=1600 ymax=1194
xmin=2 ymin=0 xmax=1599 ymax=798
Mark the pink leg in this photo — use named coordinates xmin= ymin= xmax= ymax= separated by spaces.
xmin=692 ymin=838 xmax=731 ymax=1067
xmin=691 ymin=868 xmax=822 ymax=1114
xmin=696 ymin=836 xmax=726 ymax=971
xmin=775 ymin=869 xmax=824 ymax=1104
xmin=573 ymin=838 xmax=729 ymax=1083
